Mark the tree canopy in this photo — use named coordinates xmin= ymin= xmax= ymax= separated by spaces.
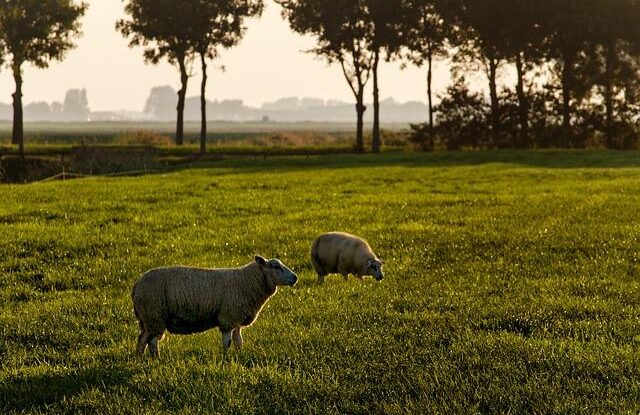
xmin=278 ymin=0 xmax=374 ymax=152
xmin=0 ymin=0 xmax=87 ymax=156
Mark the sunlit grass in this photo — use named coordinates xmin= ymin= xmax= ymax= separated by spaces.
xmin=1 ymin=151 xmax=640 ymax=413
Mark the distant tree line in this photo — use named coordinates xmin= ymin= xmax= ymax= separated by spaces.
xmin=143 ymin=85 xmax=428 ymax=123
xmin=1 ymin=0 xmax=640 ymax=157
xmin=0 ymin=89 xmax=90 ymax=122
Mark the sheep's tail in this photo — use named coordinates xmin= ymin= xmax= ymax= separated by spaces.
xmin=310 ymin=238 xmax=323 ymax=275
xmin=131 ymin=282 xmax=140 ymax=321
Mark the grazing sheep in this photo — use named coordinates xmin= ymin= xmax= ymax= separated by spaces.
xmin=311 ymin=232 xmax=384 ymax=283
xmin=131 ymin=256 xmax=298 ymax=358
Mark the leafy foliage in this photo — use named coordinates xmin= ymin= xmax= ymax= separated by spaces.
xmin=0 ymin=0 xmax=87 ymax=69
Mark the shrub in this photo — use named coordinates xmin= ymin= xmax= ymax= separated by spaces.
xmin=113 ymin=131 xmax=173 ymax=146
xmin=71 ymin=146 xmax=157 ymax=174
xmin=0 ymin=156 xmax=63 ymax=183
xmin=434 ymin=77 xmax=491 ymax=150
xmin=408 ymin=123 xmax=434 ymax=151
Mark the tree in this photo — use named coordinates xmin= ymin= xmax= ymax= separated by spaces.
xmin=278 ymin=0 xmax=373 ymax=152
xmin=400 ymin=0 xmax=449 ymax=150
xmin=0 ymin=0 xmax=87 ymax=159
xmin=366 ymin=0 xmax=405 ymax=153
xmin=542 ymin=0 xmax=594 ymax=147
xmin=190 ymin=0 xmax=263 ymax=155
xmin=445 ymin=0 xmax=513 ymax=147
xmin=62 ymin=88 xmax=90 ymax=121
xmin=118 ymin=0 xmax=197 ymax=146
xmin=500 ymin=1 xmax=547 ymax=148
xmin=144 ymin=85 xmax=177 ymax=120
xmin=589 ymin=0 xmax=639 ymax=146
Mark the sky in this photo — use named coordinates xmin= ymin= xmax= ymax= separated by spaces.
xmin=0 ymin=0 xmax=454 ymax=112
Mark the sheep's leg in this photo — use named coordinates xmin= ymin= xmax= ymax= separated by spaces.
xmin=341 ymin=273 xmax=349 ymax=281
xmin=137 ymin=330 xmax=150 ymax=356
xmin=221 ymin=331 xmax=232 ymax=357
xmin=232 ymin=328 xmax=243 ymax=351
xmin=317 ymin=274 xmax=326 ymax=284
xmin=148 ymin=335 xmax=161 ymax=358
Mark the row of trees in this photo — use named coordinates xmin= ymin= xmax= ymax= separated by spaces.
xmin=0 ymin=0 xmax=262 ymax=158
xmin=117 ymin=0 xmax=263 ymax=155
xmin=278 ymin=0 xmax=640 ymax=151
xmin=2 ymin=0 xmax=640 ymax=157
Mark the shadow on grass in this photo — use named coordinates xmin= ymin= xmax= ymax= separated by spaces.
xmin=184 ymin=150 xmax=640 ymax=177
xmin=0 ymin=366 xmax=134 ymax=412
xmin=16 ymin=149 xmax=640 ymax=184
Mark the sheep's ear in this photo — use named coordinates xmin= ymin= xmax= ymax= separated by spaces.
xmin=255 ymin=256 xmax=267 ymax=267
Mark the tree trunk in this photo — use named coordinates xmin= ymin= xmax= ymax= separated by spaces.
xmin=427 ymin=43 xmax=434 ymax=150
xmin=604 ymin=40 xmax=615 ymax=147
xmin=372 ymin=48 xmax=381 ymax=153
xmin=561 ymin=51 xmax=573 ymax=148
xmin=199 ymin=53 xmax=208 ymax=156
xmin=176 ymin=55 xmax=189 ymax=146
xmin=488 ymin=58 xmax=500 ymax=147
xmin=355 ymin=90 xmax=366 ymax=153
xmin=11 ymin=62 xmax=24 ymax=160
xmin=515 ymin=52 xmax=529 ymax=148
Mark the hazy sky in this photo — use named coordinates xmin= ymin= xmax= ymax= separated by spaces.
xmin=0 ymin=0 xmax=453 ymax=112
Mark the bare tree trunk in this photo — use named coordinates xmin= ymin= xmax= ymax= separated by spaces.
xmin=11 ymin=63 xmax=24 ymax=161
xmin=176 ymin=55 xmax=189 ymax=146
xmin=515 ymin=52 xmax=529 ymax=148
xmin=604 ymin=40 xmax=615 ymax=147
xmin=561 ymin=51 xmax=573 ymax=148
xmin=356 ymin=90 xmax=366 ymax=153
xmin=427 ymin=43 xmax=434 ymax=150
xmin=372 ymin=48 xmax=381 ymax=153
xmin=488 ymin=58 xmax=500 ymax=147
xmin=199 ymin=53 xmax=208 ymax=156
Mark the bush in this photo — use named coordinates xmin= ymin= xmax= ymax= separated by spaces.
xmin=71 ymin=146 xmax=157 ymax=174
xmin=381 ymin=129 xmax=410 ymax=147
xmin=434 ymin=77 xmax=491 ymax=150
xmin=0 ymin=156 xmax=63 ymax=183
xmin=408 ymin=123 xmax=434 ymax=151
xmin=113 ymin=131 xmax=173 ymax=146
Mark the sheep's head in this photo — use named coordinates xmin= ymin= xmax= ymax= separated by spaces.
xmin=366 ymin=258 xmax=385 ymax=281
xmin=255 ymin=256 xmax=298 ymax=286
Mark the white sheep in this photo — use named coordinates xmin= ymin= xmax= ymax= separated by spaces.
xmin=311 ymin=232 xmax=384 ymax=283
xmin=131 ymin=256 xmax=298 ymax=358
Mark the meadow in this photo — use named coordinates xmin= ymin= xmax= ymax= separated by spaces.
xmin=1 ymin=151 xmax=640 ymax=414
xmin=0 ymin=121 xmax=408 ymax=146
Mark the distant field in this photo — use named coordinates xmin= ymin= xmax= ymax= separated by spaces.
xmin=0 ymin=121 xmax=410 ymax=145
xmin=1 ymin=151 xmax=640 ymax=413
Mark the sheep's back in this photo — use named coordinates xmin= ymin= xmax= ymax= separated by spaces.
xmin=315 ymin=233 xmax=374 ymax=273
xmin=133 ymin=267 xmax=232 ymax=333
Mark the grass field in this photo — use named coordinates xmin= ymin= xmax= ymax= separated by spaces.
xmin=1 ymin=151 xmax=640 ymax=414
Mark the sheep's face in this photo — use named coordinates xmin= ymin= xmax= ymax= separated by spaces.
xmin=366 ymin=258 xmax=384 ymax=281
xmin=255 ymin=256 xmax=298 ymax=286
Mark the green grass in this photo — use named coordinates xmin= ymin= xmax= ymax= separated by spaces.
xmin=1 ymin=151 xmax=640 ymax=414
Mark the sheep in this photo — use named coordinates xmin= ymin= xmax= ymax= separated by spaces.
xmin=131 ymin=255 xmax=298 ymax=358
xmin=311 ymin=232 xmax=384 ymax=284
